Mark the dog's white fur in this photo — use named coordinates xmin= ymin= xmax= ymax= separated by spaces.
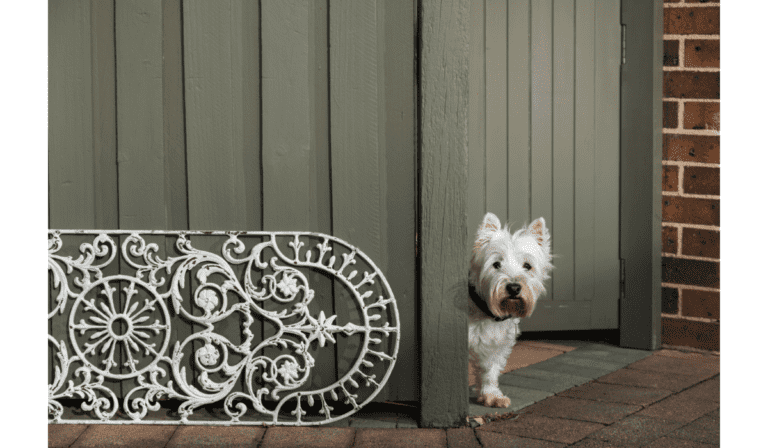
xmin=468 ymin=212 xmax=552 ymax=408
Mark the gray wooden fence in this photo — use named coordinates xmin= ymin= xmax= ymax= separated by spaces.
xmin=48 ymin=0 xmax=417 ymax=404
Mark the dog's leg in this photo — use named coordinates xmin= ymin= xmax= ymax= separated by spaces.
xmin=477 ymin=349 xmax=512 ymax=408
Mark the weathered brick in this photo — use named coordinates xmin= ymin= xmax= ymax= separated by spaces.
xmin=557 ymin=382 xmax=673 ymax=406
xmin=681 ymin=289 xmax=719 ymax=319
xmin=664 ymin=72 xmax=719 ymax=99
xmin=637 ymin=385 xmax=720 ymax=422
xmin=167 ymin=426 xmax=266 ymax=448
xmin=71 ymin=425 xmax=176 ymax=448
xmin=663 ymin=40 xmax=679 ymax=66
xmin=477 ymin=413 xmax=604 ymax=445
xmin=684 ymin=0 xmax=718 ymax=3
xmin=683 ymin=102 xmax=719 ymax=131
xmin=662 ymin=226 xmax=678 ymax=254
xmin=663 ymin=101 xmax=679 ymax=128
xmin=662 ymin=165 xmax=679 ymax=192
xmin=521 ymin=396 xmax=639 ymax=425
xmin=662 ymin=256 xmax=719 ymax=288
xmin=662 ymin=196 xmax=719 ymax=226
xmin=661 ymin=317 xmax=720 ymax=351
xmin=662 ymin=287 xmax=679 ymax=314
xmin=663 ymin=134 xmax=719 ymax=163
xmin=596 ymin=368 xmax=704 ymax=392
xmin=626 ymin=352 xmax=719 ymax=377
xmin=664 ymin=7 xmax=719 ymax=35
xmin=664 ymin=0 xmax=681 ymax=3
xmin=682 ymin=166 xmax=719 ymax=195
xmin=684 ymin=39 xmax=719 ymax=68
xmin=586 ymin=416 xmax=684 ymax=447
xmin=446 ymin=428 xmax=482 ymax=448
xmin=681 ymin=227 xmax=719 ymax=258
xmin=352 ymin=428 xmax=446 ymax=448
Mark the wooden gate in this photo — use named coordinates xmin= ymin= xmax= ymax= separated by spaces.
xmin=467 ymin=0 xmax=622 ymax=331
xmin=48 ymin=0 xmax=417 ymax=406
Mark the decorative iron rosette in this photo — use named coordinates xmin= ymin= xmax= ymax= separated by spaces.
xmin=48 ymin=231 xmax=400 ymax=425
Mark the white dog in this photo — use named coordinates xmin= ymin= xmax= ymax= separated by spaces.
xmin=468 ymin=212 xmax=552 ymax=407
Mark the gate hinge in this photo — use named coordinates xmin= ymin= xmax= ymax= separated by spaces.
xmin=619 ymin=258 xmax=626 ymax=301
xmin=621 ymin=24 xmax=627 ymax=64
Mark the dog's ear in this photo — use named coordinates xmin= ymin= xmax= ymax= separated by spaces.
xmin=474 ymin=212 xmax=501 ymax=252
xmin=528 ymin=218 xmax=551 ymax=253
xmin=479 ymin=212 xmax=501 ymax=233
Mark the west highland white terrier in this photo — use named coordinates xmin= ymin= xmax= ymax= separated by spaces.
xmin=468 ymin=212 xmax=552 ymax=407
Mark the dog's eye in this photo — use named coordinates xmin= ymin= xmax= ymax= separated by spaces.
xmin=523 ymin=262 xmax=532 ymax=271
xmin=493 ymin=261 xmax=502 ymax=269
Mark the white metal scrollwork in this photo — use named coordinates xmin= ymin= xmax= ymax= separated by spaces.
xmin=48 ymin=231 xmax=400 ymax=425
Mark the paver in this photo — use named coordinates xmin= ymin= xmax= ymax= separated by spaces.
xmin=521 ymin=396 xmax=640 ymax=425
xmin=556 ymin=381 xmax=673 ymax=406
xmin=636 ymin=390 xmax=720 ymax=423
xmin=71 ymin=425 xmax=177 ymax=448
xmin=666 ymin=413 xmax=720 ymax=446
xmin=477 ymin=413 xmax=604 ymax=445
xmin=48 ymin=424 xmax=88 ymax=448
xmin=261 ymin=427 xmax=355 ymax=448
xmin=644 ymin=436 xmax=718 ymax=448
xmin=446 ymin=428 xmax=481 ymax=448
xmin=474 ymin=431 xmax=566 ymax=447
xmin=625 ymin=353 xmax=719 ymax=379
xmin=353 ymin=428 xmax=447 ymax=448
xmin=585 ymin=415 xmax=684 ymax=447
xmin=500 ymin=371 xmax=585 ymax=394
xmin=595 ymin=367 xmax=703 ymax=392
xmin=166 ymin=426 xmax=266 ymax=448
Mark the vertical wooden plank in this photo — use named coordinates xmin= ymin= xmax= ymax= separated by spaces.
xmin=552 ymin=0 xmax=575 ymax=302
xmin=329 ymin=0 xmax=382 ymax=263
xmin=507 ymin=0 xmax=531 ymax=225
xmin=116 ymin=0 xmax=165 ymax=230
xmin=183 ymin=0 xmax=244 ymax=230
xmin=115 ymin=0 xmax=165 ymax=401
xmin=163 ymin=0 xmax=188 ymax=231
xmin=91 ymin=0 xmax=118 ymax=229
xmin=530 ymin=0 xmax=553 ymax=295
xmin=307 ymin=0 xmax=338 ymax=393
xmin=382 ymin=0 xmax=417 ymax=402
xmin=467 ymin=0 xmax=485 ymax=240
xmin=183 ymin=0 xmax=262 ymax=397
xmin=593 ymin=0 xmax=621 ymax=328
xmin=419 ymin=0 xmax=470 ymax=427
xmin=620 ymin=0 xmax=663 ymax=348
xmin=329 ymin=0 xmax=381 ymax=392
xmin=574 ymin=0 xmax=595 ymax=303
xmin=485 ymin=0 xmax=507 ymax=220
xmin=48 ymin=0 xmax=95 ymax=229
xmin=261 ymin=0 xmax=310 ymax=231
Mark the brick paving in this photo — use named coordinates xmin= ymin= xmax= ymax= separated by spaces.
xmin=48 ymin=348 xmax=721 ymax=447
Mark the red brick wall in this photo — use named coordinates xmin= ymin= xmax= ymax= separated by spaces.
xmin=661 ymin=0 xmax=719 ymax=352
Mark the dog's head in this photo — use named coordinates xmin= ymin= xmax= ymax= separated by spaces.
xmin=469 ymin=212 xmax=553 ymax=319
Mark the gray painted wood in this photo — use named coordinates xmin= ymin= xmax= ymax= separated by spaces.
xmin=574 ymin=0 xmax=596 ymax=304
xmin=163 ymin=0 xmax=189 ymax=232
xmin=530 ymin=0 xmax=553 ymax=297
xmin=507 ymin=0 xmax=531 ymax=226
xmin=419 ymin=0 xmax=470 ymax=427
xmin=467 ymin=0 xmax=486 ymax=240
xmin=262 ymin=0 xmax=311 ymax=233
xmin=183 ymin=0 xmax=246 ymax=231
xmin=592 ymin=0 xmax=621 ymax=329
xmin=48 ymin=0 xmax=95 ymax=230
xmin=329 ymin=0 xmax=382 ymax=387
xmin=552 ymin=0 xmax=575 ymax=306
xmin=381 ymin=0 xmax=417 ymax=402
xmin=306 ymin=0 xmax=338 ymax=395
xmin=619 ymin=0 xmax=663 ymax=350
xmin=116 ymin=0 xmax=165 ymax=230
xmin=466 ymin=0 xmax=622 ymax=332
xmin=485 ymin=0 xmax=507 ymax=220
xmin=91 ymin=0 xmax=118 ymax=230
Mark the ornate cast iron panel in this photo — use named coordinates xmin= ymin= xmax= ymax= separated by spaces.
xmin=48 ymin=231 xmax=400 ymax=425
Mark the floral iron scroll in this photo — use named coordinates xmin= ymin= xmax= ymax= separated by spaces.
xmin=48 ymin=231 xmax=400 ymax=425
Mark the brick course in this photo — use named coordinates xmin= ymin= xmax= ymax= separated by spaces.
xmin=661 ymin=1 xmax=719 ymax=352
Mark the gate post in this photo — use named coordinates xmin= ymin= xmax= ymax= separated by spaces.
xmin=418 ymin=0 xmax=470 ymax=428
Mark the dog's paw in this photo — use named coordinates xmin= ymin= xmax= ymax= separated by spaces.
xmin=477 ymin=392 xmax=511 ymax=408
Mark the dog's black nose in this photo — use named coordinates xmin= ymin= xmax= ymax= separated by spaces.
xmin=506 ymin=283 xmax=521 ymax=297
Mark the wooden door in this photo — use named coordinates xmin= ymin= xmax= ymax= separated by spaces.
xmin=48 ymin=0 xmax=417 ymax=403
xmin=467 ymin=0 xmax=621 ymax=331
